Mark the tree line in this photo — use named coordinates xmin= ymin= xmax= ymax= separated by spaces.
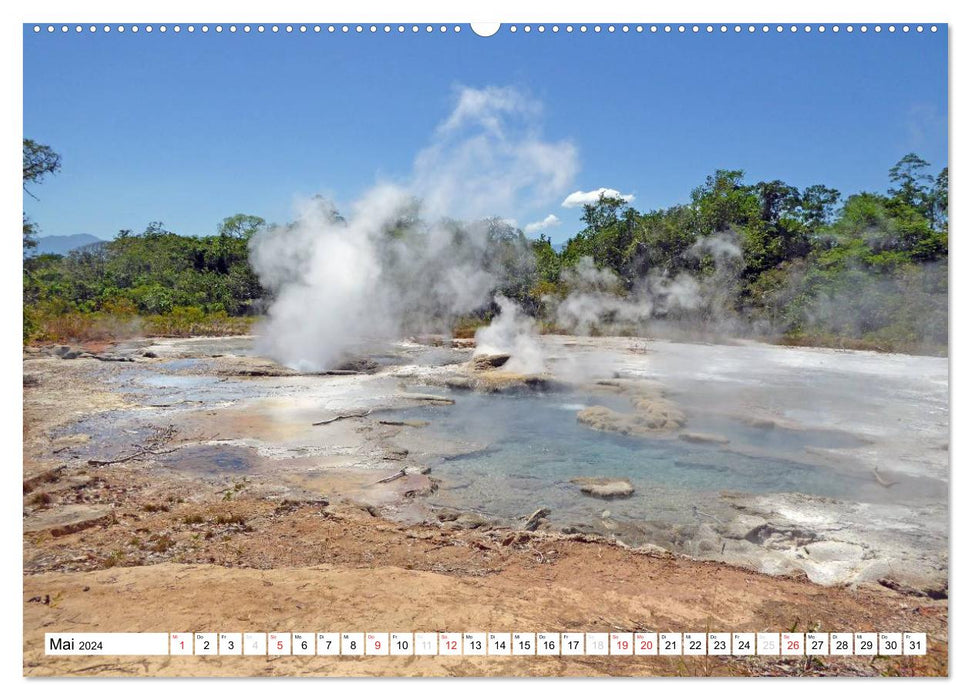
xmin=23 ymin=138 xmax=947 ymax=352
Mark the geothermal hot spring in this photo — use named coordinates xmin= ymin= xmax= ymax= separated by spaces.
xmin=395 ymin=388 xmax=923 ymax=523
xmin=63 ymin=334 xmax=948 ymax=591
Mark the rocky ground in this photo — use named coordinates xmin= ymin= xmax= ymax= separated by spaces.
xmin=22 ymin=337 xmax=949 ymax=677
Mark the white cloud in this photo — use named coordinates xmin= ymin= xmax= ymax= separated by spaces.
xmin=561 ymin=187 xmax=635 ymax=208
xmin=524 ymin=214 xmax=561 ymax=235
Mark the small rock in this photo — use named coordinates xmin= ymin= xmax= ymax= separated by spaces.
xmin=743 ymin=417 xmax=776 ymax=430
xmin=90 ymin=354 xmax=133 ymax=362
xmin=570 ymin=477 xmax=635 ymax=500
xmin=561 ymin=524 xmax=598 ymax=535
xmin=522 ymin=507 xmax=550 ymax=531
xmin=501 ymin=532 xmax=531 ymax=546
xmin=334 ymin=358 xmax=379 ymax=374
xmin=471 ymin=353 xmax=511 ymax=371
xmin=679 ymin=432 xmax=730 ymax=445
xmin=446 ymin=512 xmax=490 ymax=529
xmin=378 ymin=419 xmax=430 ymax=428
xmin=632 ymin=542 xmax=671 ymax=557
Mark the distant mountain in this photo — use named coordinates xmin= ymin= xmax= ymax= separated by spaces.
xmin=32 ymin=234 xmax=103 ymax=256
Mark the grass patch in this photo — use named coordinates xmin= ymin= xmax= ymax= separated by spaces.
xmin=141 ymin=503 xmax=170 ymax=513
xmin=28 ymin=492 xmax=52 ymax=507
xmin=452 ymin=316 xmax=488 ymax=339
xmin=25 ymin=306 xmax=257 ymax=345
xmin=103 ymin=550 xmax=126 ymax=568
xmin=778 ymin=331 xmax=947 ymax=356
xmin=148 ymin=534 xmax=176 ymax=553
xmin=214 ymin=513 xmax=246 ymax=526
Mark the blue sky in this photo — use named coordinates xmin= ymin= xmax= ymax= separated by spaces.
xmin=23 ymin=25 xmax=947 ymax=244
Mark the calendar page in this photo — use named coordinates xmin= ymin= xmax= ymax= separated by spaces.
xmin=17 ymin=1 xmax=952 ymax=683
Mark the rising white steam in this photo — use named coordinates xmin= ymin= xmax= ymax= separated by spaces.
xmin=473 ymin=295 xmax=546 ymax=374
xmin=554 ymin=257 xmax=651 ymax=335
xmin=552 ymin=232 xmax=744 ymax=336
xmin=248 ymin=86 xmax=578 ymax=370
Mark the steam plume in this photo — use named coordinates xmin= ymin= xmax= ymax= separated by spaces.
xmin=248 ymin=86 xmax=577 ymax=370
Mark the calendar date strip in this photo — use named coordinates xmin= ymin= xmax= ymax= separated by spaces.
xmin=45 ymin=631 xmax=927 ymax=657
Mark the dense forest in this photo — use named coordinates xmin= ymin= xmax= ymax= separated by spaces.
xmin=23 ymin=139 xmax=948 ymax=354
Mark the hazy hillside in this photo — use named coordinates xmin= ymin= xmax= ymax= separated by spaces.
xmin=32 ymin=233 xmax=102 ymax=256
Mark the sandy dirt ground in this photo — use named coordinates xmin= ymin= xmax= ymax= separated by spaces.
xmin=22 ymin=339 xmax=948 ymax=677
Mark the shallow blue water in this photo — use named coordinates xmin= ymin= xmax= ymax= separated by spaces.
xmin=395 ymin=389 xmax=942 ymax=525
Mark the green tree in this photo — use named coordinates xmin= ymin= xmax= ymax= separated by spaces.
xmin=23 ymin=139 xmax=62 ymax=195
xmin=217 ymin=214 xmax=266 ymax=240
xmin=22 ymin=139 xmax=62 ymax=251
xmin=797 ymin=184 xmax=841 ymax=229
xmin=580 ymin=194 xmax=627 ymax=232
xmin=929 ymin=167 xmax=948 ymax=231
xmin=690 ymin=169 xmax=759 ymax=235
xmin=887 ymin=153 xmax=940 ymax=229
xmin=531 ymin=234 xmax=561 ymax=284
xmin=888 ymin=153 xmax=932 ymax=207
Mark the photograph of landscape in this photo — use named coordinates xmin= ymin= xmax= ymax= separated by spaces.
xmin=22 ymin=20 xmax=948 ymax=677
